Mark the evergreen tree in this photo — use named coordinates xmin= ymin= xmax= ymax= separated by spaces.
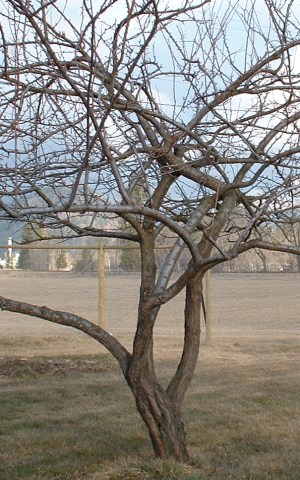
xmin=56 ymin=250 xmax=68 ymax=270
xmin=18 ymin=224 xmax=35 ymax=269
xmin=74 ymin=250 xmax=97 ymax=273
xmin=119 ymin=246 xmax=141 ymax=272
xmin=18 ymin=223 xmax=49 ymax=271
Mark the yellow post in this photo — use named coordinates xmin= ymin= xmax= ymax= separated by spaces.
xmin=98 ymin=244 xmax=105 ymax=329
xmin=205 ymin=270 xmax=212 ymax=345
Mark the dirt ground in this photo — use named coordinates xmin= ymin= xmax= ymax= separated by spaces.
xmin=0 ymin=271 xmax=299 ymax=359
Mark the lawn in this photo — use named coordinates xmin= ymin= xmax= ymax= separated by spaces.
xmin=1 ymin=272 xmax=299 ymax=479
xmin=1 ymin=343 xmax=300 ymax=480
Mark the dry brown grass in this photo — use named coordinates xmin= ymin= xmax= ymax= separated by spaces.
xmin=1 ymin=271 xmax=299 ymax=359
xmin=1 ymin=272 xmax=300 ymax=479
xmin=1 ymin=343 xmax=300 ymax=480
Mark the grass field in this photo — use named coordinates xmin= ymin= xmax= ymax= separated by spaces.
xmin=0 ymin=272 xmax=300 ymax=480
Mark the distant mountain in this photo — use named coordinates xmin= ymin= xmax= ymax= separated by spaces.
xmin=0 ymin=186 xmax=110 ymax=247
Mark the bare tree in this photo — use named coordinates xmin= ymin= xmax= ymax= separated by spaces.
xmin=0 ymin=0 xmax=300 ymax=461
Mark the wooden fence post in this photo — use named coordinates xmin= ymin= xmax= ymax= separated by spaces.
xmin=205 ymin=270 xmax=212 ymax=345
xmin=98 ymin=244 xmax=105 ymax=329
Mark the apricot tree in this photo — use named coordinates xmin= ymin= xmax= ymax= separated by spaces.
xmin=0 ymin=0 xmax=300 ymax=461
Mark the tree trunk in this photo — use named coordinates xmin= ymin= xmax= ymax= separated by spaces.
xmin=256 ymin=249 xmax=268 ymax=272
xmin=126 ymin=371 xmax=189 ymax=462
xmin=125 ymin=236 xmax=204 ymax=462
xmin=125 ymin=271 xmax=203 ymax=462
xmin=296 ymin=254 xmax=300 ymax=274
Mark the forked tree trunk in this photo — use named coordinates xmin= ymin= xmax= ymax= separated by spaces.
xmin=126 ymin=271 xmax=203 ymax=462
xmin=126 ymin=371 xmax=189 ymax=462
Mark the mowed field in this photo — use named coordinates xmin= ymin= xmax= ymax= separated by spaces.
xmin=1 ymin=271 xmax=299 ymax=357
xmin=1 ymin=271 xmax=300 ymax=480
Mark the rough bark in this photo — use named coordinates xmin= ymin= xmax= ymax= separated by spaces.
xmin=127 ymin=372 xmax=189 ymax=461
xmin=125 ymin=262 xmax=203 ymax=461
xmin=167 ymin=273 xmax=202 ymax=406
